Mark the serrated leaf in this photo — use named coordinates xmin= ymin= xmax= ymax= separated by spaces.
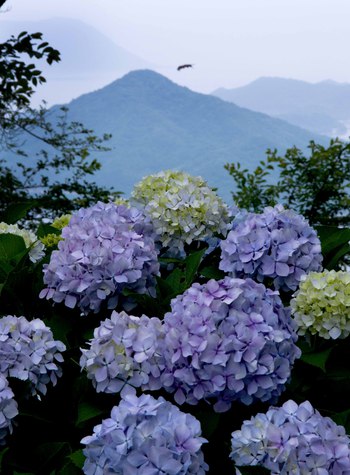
xmin=76 ymin=402 xmax=104 ymax=425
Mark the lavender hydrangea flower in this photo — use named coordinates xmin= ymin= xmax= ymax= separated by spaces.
xmin=80 ymin=311 xmax=164 ymax=393
xmin=0 ymin=315 xmax=65 ymax=396
xmin=0 ymin=374 xmax=18 ymax=444
xmin=219 ymin=204 xmax=323 ymax=291
xmin=160 ymin=277 xmax=301 ymax=412
xmin=40 ymin=202 xmax=159 ymax=314
xmin=131 ymin=170 xmax=232 ymax=256
xmin=81 ymin=388 xmax=208 ymax=475
xmin=230 ymin=399 xmax=350 ymax=474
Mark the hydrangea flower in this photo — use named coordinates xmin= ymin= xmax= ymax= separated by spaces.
xmin=0 ymin=222 xmax=45 ymax=263
xmin=0 ymin=374 xmax=18 ymax=445
xmin=230 ymin=399 xmax=350 ymax=474
xmin=81 ymin=389 xmax=208 ymax=475
xmin=0 ymin=315 xmax=65 ymax=395
xmin=291 ymin=270 xmax=350 ymax=339
xmin=160 ymin=277 xmax=301 ymax=412
xmin=40 ymin=202 xmax=159 ymax=314
xmin=80 ymin=310 xmax=164 ymax=393
xmin=131 ymin=170 xmax=231 ymax=256
xmin=219 ymin=204 xmax=323 ymax=291
xmin=40 ymin=214 xmax=72 ymax=248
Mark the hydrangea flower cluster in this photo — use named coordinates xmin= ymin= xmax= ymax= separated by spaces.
xmin=230 ymin=399 xmax=350 ymax=474
xmin=291 ymin=270 xmax=350 ymax=339
xmin=131 ymin=170 xmax=231 ymax=255
xmin=0 ymin=315 xmax=65 ymax=395
xmin=40 ymin=202 xmax=159 ymax=314
xmin=80 ymin=310 xmax=164 ymax=393
xmin=219 ymin=204 xmax=323 ymax=291
xmin=0 ymin=374 xmax=18 ymax=445
xmin=40 ymin=214 xmax=71 ymax=248
xmin=160 ymin=277 xmax=301 ymax=412
xmin=81 ymin=389 xmax=208 ymax=475
xmin=0 ymin=222 xmax=45 ymax=263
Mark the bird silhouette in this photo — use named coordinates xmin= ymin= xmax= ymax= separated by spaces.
xmin=177 ymin=64 xmax=193 ymax=71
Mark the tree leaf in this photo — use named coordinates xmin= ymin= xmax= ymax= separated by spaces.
xmin=0 ymin=200 xmax=39 ymax=224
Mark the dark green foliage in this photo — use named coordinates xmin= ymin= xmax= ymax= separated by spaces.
xmin=226 ymin=138 xmax=350 ymax=226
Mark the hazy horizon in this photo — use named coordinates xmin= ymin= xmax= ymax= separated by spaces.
xmin=2 ymin=0 xmax=350 ymax=105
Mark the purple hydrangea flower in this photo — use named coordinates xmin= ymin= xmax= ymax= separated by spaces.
xmin=81 ymin=388 xmax=208 ymax=475
xmin=230 ymin=399 xmax=350 ymax=474
xmin=0 ymin=374 xmax=18 ymax=445
xmin=40 ymin=202 xmax=159 ymax=314
xmin=160 ymin=277 xmax=301 ymax=412
xmin=80 ymin=311 xmax=164 ymax=393
xmin=220 ymin=204 xmax=323 ymax=291
xmin=0 ymin=315 xmax=65 ymax=396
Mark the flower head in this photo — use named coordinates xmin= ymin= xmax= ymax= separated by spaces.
xmin=131 ymin=170 xmax=231 ymax=256
xmin=160 ymin=277 xmax=300 ymax=412
xmin=80 ymin=310 xmax=164 ymax=393
xmin=219 ymin=205 xmax=323 ymax=291
xmin=0 ymin=315 xmax=65 ymax=396
xmin=230 ymin=399 xmax=350 ymax=474
xmin=0 ymin=374 xmax=18 ymax=445
xmin=40 ymin=202 xmax=159 ymax=314
xmin=0 ymin=222 xmax=45 ymax=263
xmin=291 ymin=270 xmax=350 ymax=339
xmin=81 ymin=389 xmax=208 ymax=475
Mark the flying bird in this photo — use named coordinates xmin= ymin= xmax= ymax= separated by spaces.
xmin=177 ymin=64 xmax=193 ymax=71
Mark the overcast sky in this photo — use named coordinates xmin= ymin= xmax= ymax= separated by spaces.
xmin=2 ymin=0 xmax=350 ymax=101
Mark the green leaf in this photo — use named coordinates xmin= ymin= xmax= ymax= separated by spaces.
xmin=315 ymin=225 xmax=350 ymax=268
xmin=0 ymin=234 xmax=29 ymax=272
xmin=0 ymin=200 xmax=38 ymax=224
xmin=37 ymin=222 xmax=61 ymax=238
xmin=76 ymin=402 xmax=104 ymax=425
xmin=166 ymin=268 xmax=184 ymax=294
xmin=300 ymin=347 xmax=332 ymax=372
xmin=200 ymin=265 xmax=225 ymax=280
xmin=185 ymin=248 xmax=206 ymax=286
xmin=67 ymin=450 xmax=85 ymax=469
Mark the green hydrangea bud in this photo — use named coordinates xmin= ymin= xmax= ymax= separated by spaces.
xmin=291 ymin=270 xmax=350 ymax=339
xmin=131 ymin=170 xmax=231 ymax=255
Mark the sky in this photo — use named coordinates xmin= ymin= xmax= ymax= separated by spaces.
xmin=2 ymin=0 xmax=350 ymax=103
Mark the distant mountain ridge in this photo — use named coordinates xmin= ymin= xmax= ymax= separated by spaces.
xmin=12 ymin=70 xmax=327 ymax=201
xmin=212 ymin=77 xmax=350 ymax=137
xmin=0 ymin=18 xmax=153 ymax=105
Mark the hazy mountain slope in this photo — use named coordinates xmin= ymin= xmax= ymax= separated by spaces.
xmin=212 ymin=77 xmax=350 ymax=137
xmin=12 ymin=70 xmax=327 ymax=201
xmin=0 ymin=18 xmax=152 ymax=105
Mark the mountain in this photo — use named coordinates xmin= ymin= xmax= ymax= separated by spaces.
xmin=0 ymin=18 xmax=153 ymax=105
xmin=12 ymin=70 xmax=327 ymax=201
xmin=212 ymin=77 xmax=350 ymax=138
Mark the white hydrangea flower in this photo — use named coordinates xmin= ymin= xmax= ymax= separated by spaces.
xmin=131 ymin=170 xmax=231 ymax=255
xmin=291 ymin=270 xmax=350 ymax=339
xmin=0 ymin=222 xmax=45 ymax=263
